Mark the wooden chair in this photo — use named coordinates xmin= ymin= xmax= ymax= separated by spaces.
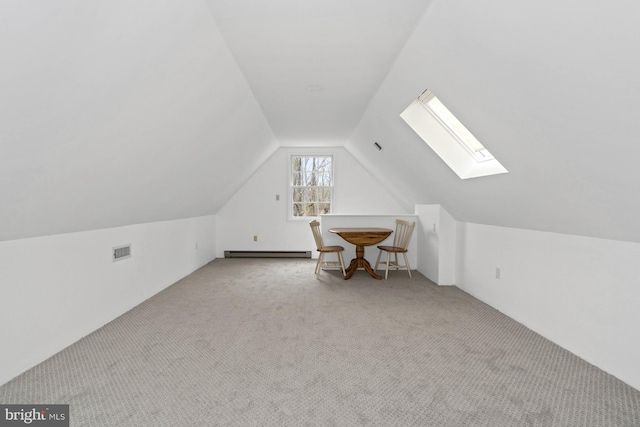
xmin=309 ymin=220 xmax=346 ymax=276
xmin=374 ymin=219 xmax=415 ymax=279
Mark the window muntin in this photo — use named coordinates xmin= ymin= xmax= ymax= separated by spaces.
xmin=291 ymin=155 xmax=333 ymax=217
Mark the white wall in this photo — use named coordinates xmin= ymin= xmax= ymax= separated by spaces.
xmin=458 ymin=223 xmax=640 ymax=391
xmin=415 ymin=205 xmax=440 ymax=282
xmin=439 ymin=207 xmax=459 ymax=286
xmin=0 ymin=215 xmax=216 ymax=386
xmin=216 ymin=147 xmax=408 ymax=257
xmin=414 ymin=204 xmax=458 ymax=285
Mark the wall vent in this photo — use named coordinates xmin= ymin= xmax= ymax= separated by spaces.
xmin=224 ymin=250 xmax=311 ymax=259
xmin=113 ymin=244 xmax=132 ymax=262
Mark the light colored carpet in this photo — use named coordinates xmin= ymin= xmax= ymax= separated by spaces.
xmin=1 ymin=258 xmax=639 ymax=426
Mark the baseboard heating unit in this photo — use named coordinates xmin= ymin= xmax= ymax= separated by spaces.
xmin=224 ymin=251 xmax=311 ymax=259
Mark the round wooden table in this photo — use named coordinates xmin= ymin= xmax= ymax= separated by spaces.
xmin=328 ymin=227 xmax=393 ymax=279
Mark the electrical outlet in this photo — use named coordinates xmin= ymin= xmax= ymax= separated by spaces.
xmin=253 ymin=235 xmax=258 ymax=242
xmin=195 ymin=243 xmax=198 ymax=250
xmin=276 ymin=194 xmax=280 ymax=201
xmin=495 ymin=268 xmax=501 ymax=279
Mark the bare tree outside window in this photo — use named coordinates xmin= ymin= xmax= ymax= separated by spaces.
xmin=291 ymin=156 xmax=333 ymax=217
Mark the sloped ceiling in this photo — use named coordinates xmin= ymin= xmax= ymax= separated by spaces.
xmin=347 ymin=0 xmax=640 ymax=243
xmin=1 ymin=0 xmax=278 ymax=241
xmin=204 ymin=0 xmax=433 ymax=146
xmin=3 ymin=0 xmax=639 ymax=244
xmin=1 ymin=0 xmax=433 ymax=242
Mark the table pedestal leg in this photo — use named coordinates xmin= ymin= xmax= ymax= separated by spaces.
xmin=343 ymin=245 xmax=383 ymax=280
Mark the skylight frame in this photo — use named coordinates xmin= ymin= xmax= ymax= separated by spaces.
xmin=417 ymin=91 xmax=495 ymax=163
xmin=400 ymin=89 xmax=508 ymax=179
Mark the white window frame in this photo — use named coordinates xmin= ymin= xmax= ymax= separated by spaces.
xmin=401 ymin=89 xmax=508 ymax=179
xmin=288 ymin=154 xmax=334 ymax=220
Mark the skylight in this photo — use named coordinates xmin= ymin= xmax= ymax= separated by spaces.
xmin=401 ymin=89 xmax=508 ymax=179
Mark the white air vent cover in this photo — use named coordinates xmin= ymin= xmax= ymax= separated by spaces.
xmin=113 ymin=244 xmax=131 ymax=261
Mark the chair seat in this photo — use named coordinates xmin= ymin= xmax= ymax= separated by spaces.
xmin=375 ymin=219 xmax=415 ymax=280
xmin=310 ymin=220 xmax=346 ymax=277
xmin=319 ymin=245 xmax=344 ymax=252
xmin=377 ymin=245 xmax=407 ymax=253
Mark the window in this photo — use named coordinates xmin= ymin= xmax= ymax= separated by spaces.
xmin=290 ymin=155 xmax=333 ymax=217
xmin=400 ymin=89 xmax=508 ymax=179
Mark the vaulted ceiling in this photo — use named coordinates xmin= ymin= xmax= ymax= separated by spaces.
xmin=2 ymin=0 xmax=640 ymax=243
xmin=204 ymin=0 xmax=431 ymax=145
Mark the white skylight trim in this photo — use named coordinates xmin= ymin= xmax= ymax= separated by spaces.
xmin=401 ymin=89 xmax=508 ymax=179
